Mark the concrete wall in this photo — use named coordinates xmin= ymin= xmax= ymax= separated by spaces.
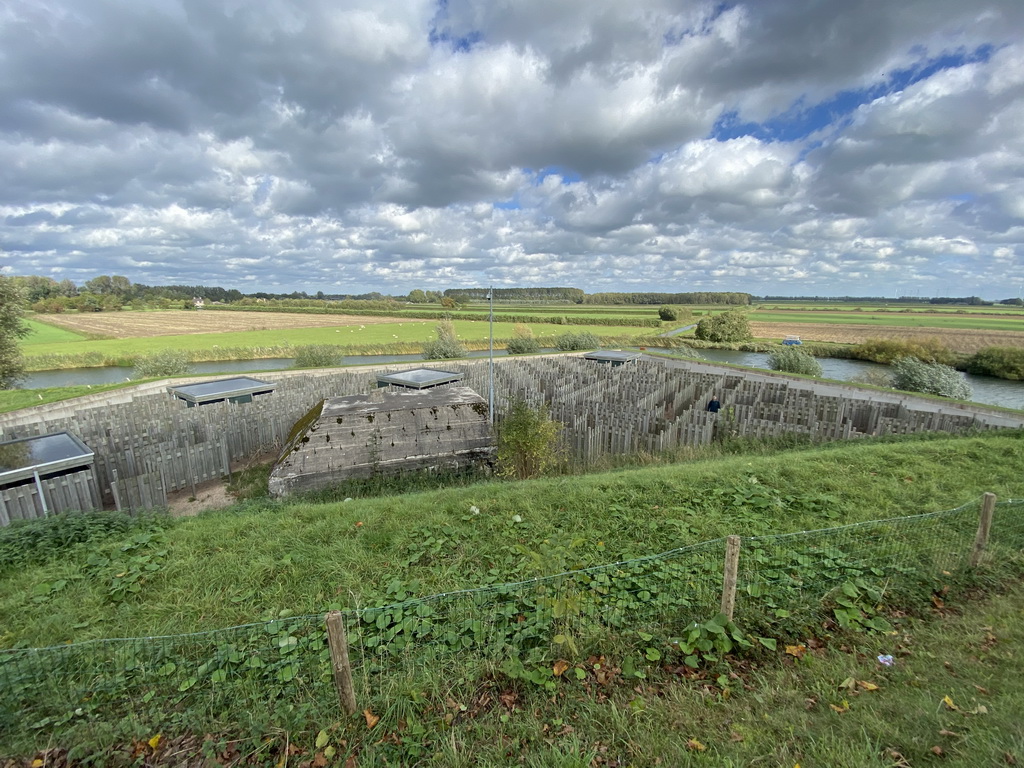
xmin=268 ymin=385 xmax=495 ymax=497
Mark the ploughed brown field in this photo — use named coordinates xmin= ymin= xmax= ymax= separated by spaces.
xmin=751 ymin=322 xmax=1024 ymax=354
xmin=38 ymin=310 xmax=405 ymax=338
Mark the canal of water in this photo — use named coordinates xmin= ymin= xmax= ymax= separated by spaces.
xmin=20 ymin=348 xmax=1024 ymax=411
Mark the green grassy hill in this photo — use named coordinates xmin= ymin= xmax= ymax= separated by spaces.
xmin=2 ymin=432 xmax=1023 ymax=764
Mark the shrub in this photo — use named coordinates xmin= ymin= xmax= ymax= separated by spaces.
xmin=890 ymin=356 xmax=972 ymax=400
xmin=505 ymin=324 xmax=539 ymax=355
xmin=497 ymin=397 xmax=562 ymax=479
xmin=554 ymin=331 xmax=600 ymax=351
xmin=292 ymin=344 xmax=343 ymax=369
xmin=694 ymin=310 xmax=752 ymax=343
xmin=767 ymin=346 xmax=823 ymax=376
xmin=852 ymin=337 xmax=956 ymax=366
xmin=965 ymin=346 xmax=1024 ymax=380
xmin=422 ymin=320 xmax=468 ymax=360
xmin=133 ymin=349 xmax=192 ymax=378
xmin=658 ymin=306 xmax=678 ymax=321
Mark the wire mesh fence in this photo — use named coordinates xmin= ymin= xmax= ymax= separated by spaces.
xmin=1 ymin=496 xmax=1021 ymax=753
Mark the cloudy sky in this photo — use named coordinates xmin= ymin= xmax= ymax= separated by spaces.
xmin=2 ymin=1 xmax=1023 ymax=298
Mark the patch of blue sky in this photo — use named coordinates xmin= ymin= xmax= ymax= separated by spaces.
xmin=530 ymin=166 xmax=582 ymax=184
xmin=711 ymin=44 xmax=995 ymax=144
xmin=428 ymin=0 xmax=482 ymax=52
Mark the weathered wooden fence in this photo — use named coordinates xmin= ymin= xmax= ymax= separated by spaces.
xmin=0 ymin=357 xmax=1013 ymax=521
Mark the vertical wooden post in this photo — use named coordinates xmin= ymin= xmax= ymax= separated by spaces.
xmin=970 ymin=493 xmax=997 ymax=567
xmin=720 ymin=535 xmax=742 ymax=621
xmin=325 ymin=611 xmax=358 ymax=716
xmin=111 ymin=467 xmax=123 ymax=513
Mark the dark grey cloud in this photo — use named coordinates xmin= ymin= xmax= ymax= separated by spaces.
xmin=0 ymin=0 xmax=1022 ymax=297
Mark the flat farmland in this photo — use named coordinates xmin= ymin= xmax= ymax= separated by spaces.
xmin=751 ymin=322 xmax=1024 ymax=353
xmin=34 ymin=310 xmax=405 ymax=338
xmin=749 ymin=308 xmax=1024 ymax=332
xmin=21 ymin=310 xmax=649 ymax=368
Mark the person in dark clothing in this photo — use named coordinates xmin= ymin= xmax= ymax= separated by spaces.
xmin=706 ymin=396 xmax=721 ymax=413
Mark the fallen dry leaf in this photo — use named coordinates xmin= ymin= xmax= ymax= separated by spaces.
xmin=858 ymin=680 xmax=880 ymax=691
xmin=553 ymin=659 xmax=570 ymax=677
xmin=942 ymin=695 xmax=959 ymax=711
xmin=686 ymin=739 xmax=706 ymax=752
xmin=931 ymin=746 xmax=944 ymax=756
xmin=830 ymin=700 xmax=850 ymax=714
xmin=785 ymin=644 xmax=807 ymax=658
xmin=363 ymin=709 xmax=380 ymax=728
xmin=939 ymin=729 xmax=962 ymax=738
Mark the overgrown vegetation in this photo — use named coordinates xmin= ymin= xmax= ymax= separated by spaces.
xmin=421 ymin=319 xmax=469 ymax=360
xmin=496 ymin=397 xmax=563 ymax=479
xmin=0 ymin=275 xmax=30 ymax=389
xmin=767 ymin=345 xmax=823 ymax=376
xmin=132 ymin=349 xmax=192 ymax=378
xmin=852 ymin=336 xmax=958 ymax=366
xmin=890 ymin=356 xmax=973 ymax=400
xmin=290 ymin=344 xmax=343 ymax=369
xmin=554 ymin=330 xmax=600 ymax=351
xmin=504 ymin=323 xmax=540 ymax=355
xmin=694 ymin=309 xmax=752 ymax=342
xmin=966 ymin=346 xmax=1024 ymax=380
xmin=657 ymin=305 xmax=677 ymax=321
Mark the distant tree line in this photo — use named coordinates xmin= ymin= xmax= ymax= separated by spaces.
xmin=758 ymin=295 xmax=1021 ymax=306
xmin=443 ymin=287 xmax=586 ymax=303
xmin=583 ymin=292 xmax=750 ymax=305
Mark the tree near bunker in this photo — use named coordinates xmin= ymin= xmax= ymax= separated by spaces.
xmin=0 ymin=276 xmax=30 ymax=389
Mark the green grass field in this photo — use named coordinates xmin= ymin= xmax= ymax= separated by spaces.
xmin=21 ymin=318 xmax=89 ymax=344
xmin=1 ymin=432 xmax=1023 ymax=763
xmin=19 ymin=319 xmax=651 ymax=365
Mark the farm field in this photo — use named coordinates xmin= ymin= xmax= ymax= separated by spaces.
xmin=750 ymin=322 xmax=1024 ymax=354
xmin=20 ymin=310 xmax=650 ymax=368
xmin=748 ymin=307 xmax=1024 ymax=332
xmin=29 ymin=310 xmax=407 ymax=338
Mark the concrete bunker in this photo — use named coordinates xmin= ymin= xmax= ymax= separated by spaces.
xmin=268 ymin=385 xmax=494 ymax=498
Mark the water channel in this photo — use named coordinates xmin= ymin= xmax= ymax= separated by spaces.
xmin=20 ymin=348 xmax=1024 ymax=411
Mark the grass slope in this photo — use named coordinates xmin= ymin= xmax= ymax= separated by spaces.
xmin=2 ymin=433 xmax=1024 ymax=764
xmin=2 ymin=432 xmax=1023 ymax=647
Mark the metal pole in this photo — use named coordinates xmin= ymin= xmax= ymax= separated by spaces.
xmin=493 ymin=286 xmax=497 ymax=423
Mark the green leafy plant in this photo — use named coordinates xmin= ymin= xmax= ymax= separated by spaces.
xmin=965 ymin=346 xmax=1024 ymax=380
xmin=890 ymin=356 xmax=972 ymax=399
xmin=669 ymin=613 xmax=754 ymax=669
xmin=422 ymin=319 xmax=468 ymax=360
xmin=496 ymin=397 xmax=563 ymax=479
xmin=291 ymin=344 xmax=343 ymax=368
xmin=658 ymin=306 xmax=678 ymax=321
xmin=554 ymin=331 xmax=600 ymax=351
xmin=767 ymin=346 xmax=823 ymax=376
xmin=505 ymin=323 xmax=540 ymax=355
xmin=829 ymin=579 xmax=894 ymax=633
xmin=133 ymin=349 xmax=192 ymax=378
xmin=694 ymin=310 xmax=752 ymax=343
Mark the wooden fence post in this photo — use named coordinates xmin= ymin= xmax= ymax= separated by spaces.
xmin=970 ymin=492 xmax=997 ymax=567
xmin=720 ymin=535 xmax=742 ymax=621
xmin=325 ymin=611 xmax=358 ymax=716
